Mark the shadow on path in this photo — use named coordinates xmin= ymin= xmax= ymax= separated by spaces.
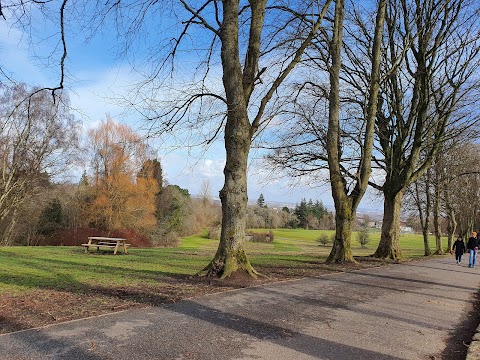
xmin=171 ymin=299 xmax=403 ymax=360
xmin=441 ymin=288 xmax=480 ymax=360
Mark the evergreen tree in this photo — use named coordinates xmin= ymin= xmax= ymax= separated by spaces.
xmin=79 ymin=170 xmax=89 ymax=187
xmin=257 ymin=194 xmax=266 ymax=208
xmin=294 ymin=198 xmax=331 ymax=229
xmin=37 ymin=198 xmax=64 ymax=235
xmin=138 ymin=159 xmax=163 ymax=187
xmin=295 ymin=199 xmax=308 ymax=228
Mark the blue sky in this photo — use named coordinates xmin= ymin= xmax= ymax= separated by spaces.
xmin=0 ymin=7 xmax=384 ymax=212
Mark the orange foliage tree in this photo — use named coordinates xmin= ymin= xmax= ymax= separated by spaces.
xmin=87 ymin=117 xmax=158 ymax=234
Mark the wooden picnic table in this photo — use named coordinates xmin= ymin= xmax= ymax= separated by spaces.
xmin=82 ymin=236 xmax=130 ymax=254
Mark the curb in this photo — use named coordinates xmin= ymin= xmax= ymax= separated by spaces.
xmin=467 ymin=325 xmax=480 ymax=360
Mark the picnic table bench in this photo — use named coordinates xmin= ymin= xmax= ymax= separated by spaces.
xmin=82 ymin=236 xmax=130 ymax=254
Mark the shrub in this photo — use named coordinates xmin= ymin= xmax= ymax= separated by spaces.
xmin=317 ymin=233 xmax=331 ymax=246
xmin=149 ymin=228 xmax=181 ymax=247
xmin=207 ymin=227 xmax=221 ymax=240
xmin=357 ymin=227 xmax=370 ymax=248
xmin=156 ymin=231 xmax=181 ymax=247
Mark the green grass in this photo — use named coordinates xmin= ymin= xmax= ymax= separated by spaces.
xmin=0 ymin=229 xmax=448 ymax=295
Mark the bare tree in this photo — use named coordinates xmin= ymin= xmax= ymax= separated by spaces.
xmin=406 ymin=169 xmax=433 ymax=256
xmin=371 ymin=0 xmax=480 ymax=260
xmin=324 ymin=0 xmax=387 ymax=263
xmin=440 ymin=141 xmax=480 ymax=244
xmin=266 ymin=0 xmax=387 ymax=263
xmin=200 ymin=180 xmax=212 ymax=206
xmin=0 ymin=83 xmax=80 ymax=245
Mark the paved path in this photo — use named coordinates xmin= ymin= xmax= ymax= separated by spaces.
xmin=1 ymin=258 xmax=480 ymax=360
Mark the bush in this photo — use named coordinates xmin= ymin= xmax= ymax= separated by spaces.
xmin=207 ymin=227 xmax=221 ymax=240
xmin=156 ymin=231 xmax=181 ymax=247
xmin=317 ymin=233 xmax=331 ymax=246
xmin=149 ymin=227 xmax=181 ymax=247
xmin=37 ymin=198 xmax=65 ymax=235
xmin=357 ymin=227 xmax=370 ymax=248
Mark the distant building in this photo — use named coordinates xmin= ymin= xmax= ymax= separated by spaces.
xmin=400 ymin=224 xmax=414 ymax=233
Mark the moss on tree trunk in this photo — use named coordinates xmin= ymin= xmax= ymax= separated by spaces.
xmin=326 ymin=201 xmax=356 ymax=263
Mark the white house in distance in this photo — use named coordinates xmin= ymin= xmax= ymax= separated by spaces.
xmin=361 ymin=219 xmax=414 ymax=234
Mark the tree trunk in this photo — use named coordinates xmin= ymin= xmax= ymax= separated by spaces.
xmin=433 ymin=180 xmax=443 ymax=254
xmin=422 ymin=228 xmax=431 ymax=256
xmin=414 ymin=179 xmax=431 ymax=256
xmin=446 ymin=207 xmax=457 ymax=251
xmin=198 ymin=0 xmax=259 ymax=278
xmin=374 ymin=191 xmax=403 ymax=260
xmin=325 ymin=0 xmax=386 ymax=263
xmin=198 ymin=112 xmax=259 ymax=278
xmin=327 ymin=199 xmax=355 ymax=263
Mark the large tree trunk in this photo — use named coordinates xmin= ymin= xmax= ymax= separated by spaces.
xmin=198 ymin=0 xmax=259 ymax=279
xmin=327 ymin=199 xmax=355 ymax=263
xmin=199 ymin=117 xmax=259 ymax=278
xmin=374 ymin=190 xmax=404 ymax=260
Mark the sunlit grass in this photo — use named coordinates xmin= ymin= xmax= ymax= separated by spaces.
xmin=0 ymin=229 xmax=448 ymax=294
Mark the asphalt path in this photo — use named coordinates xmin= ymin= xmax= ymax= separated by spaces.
xmin=1 ymin=257 xmax=480 ymax=360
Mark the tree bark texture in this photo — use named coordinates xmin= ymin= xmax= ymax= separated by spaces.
xmin=327 ymin=198 xmax=354 ymax=263
xmin=374 ymin=191 xmax=404 ymax=260
xmin=422 ymin=229 xmax=431 ymax=257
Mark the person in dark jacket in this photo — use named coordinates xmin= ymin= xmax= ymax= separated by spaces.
xmin=452 ymin=237 xmax=466 ymax=264
xmin=467 ymin=232 xmax=478 ymax=268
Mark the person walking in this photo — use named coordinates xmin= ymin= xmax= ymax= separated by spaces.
xmin=467 ymin=232 xmax=478 ymax=268
xmin=451 ymin=237 xmax=466 ymax=264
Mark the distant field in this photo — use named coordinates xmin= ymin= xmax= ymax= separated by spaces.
xmin=247 ymin=228 xmax=446 ymax=257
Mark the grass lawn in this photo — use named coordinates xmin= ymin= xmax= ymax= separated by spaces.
xmin=0 ymin=229 xmax=449 ymax=334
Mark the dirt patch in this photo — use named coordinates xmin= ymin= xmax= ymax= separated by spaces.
xmin=0 ymin=258 xmax=386 ymax=334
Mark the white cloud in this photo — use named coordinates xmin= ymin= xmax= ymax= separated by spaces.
xmin=69 ymin=65 xmax=139 ymax=130
xmin=0 ymin=22 xmax=49 ymax=85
